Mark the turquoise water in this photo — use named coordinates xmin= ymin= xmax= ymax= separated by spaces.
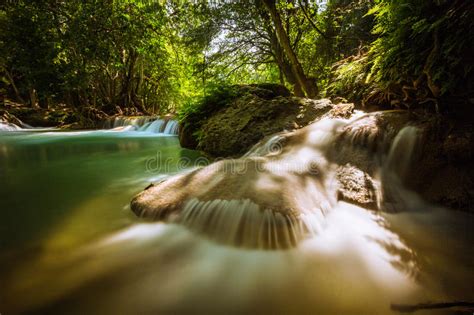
xmin=0 ymin=129 xmax=202 ymax=254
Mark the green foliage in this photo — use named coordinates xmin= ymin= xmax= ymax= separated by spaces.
xmin=1 ymin=0 xmax=471 ymax=117
xmin=366 ymin=0 xmax=474 ymax=109
xmin=178 ymin=83 xmax=240 ymax=125
xmin=305 ymin=0 xmax=375 ymax=84
xmin=326 ymin=54 xmax=372 ymax=102
xmin=0 ymin=0 xmax=189 ymax=113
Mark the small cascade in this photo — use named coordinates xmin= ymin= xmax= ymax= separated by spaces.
xmin=104 ymin=116 xmax=179 ymax=135
xmin=104 ymin=116 xmax=154 ymax=129
xmin=380 ymin=126 xmax=421 ymax=211
xmin=0 ymin=122 xmax=22 ymax=131
xmin=162 ymin=120 xmax=179 ymax=135
xmin=139 ymin=119 xmax=165 ymax=133
xmin=174 ymin=198 xmax=321 ymax=249
xmin=384 ymin=126 xmax=420 ymax=181
xmin=132 ymin=110 xmax=427 ymax=250
xmin=132 ymin=118 xmax=342 ymax=249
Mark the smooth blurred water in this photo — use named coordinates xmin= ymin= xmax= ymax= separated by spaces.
xmin=0 ymin=130 xmax=202 ymax=252
xmin=0 ymin=127 xmax=473 ymax=315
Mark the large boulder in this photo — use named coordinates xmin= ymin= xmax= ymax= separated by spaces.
xmin=199 ymin=96 xmax=333 ymax=157
xmin=336 ymin=164 xmax=378 ymax=210
xmin=179 ymin=84 xmax=335 ymax=157
xmin=409 ymin=119 xmax=474 ymax=211
xmin=132 ymin=120 xmax=341 ymax=250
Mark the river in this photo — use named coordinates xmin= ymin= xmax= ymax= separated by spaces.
xmin=0 ymin=119 xmax=473 ymax=314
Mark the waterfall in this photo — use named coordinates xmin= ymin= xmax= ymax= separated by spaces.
xmin=380 ymin=126 xmax=422 ymax=211
xmin=384 ymin=126 xmax=420 ymax=181
xmin=104 ymin=116 xmax=179 ymax=135
xmin=0 ymin=115 xmax=33 ymax=131
xmin=162 ymin=120 xmax=179 ymax=135
xmin=175 ymin=198 xmax=322 ymax=249
xmin=5 ymin=110 xmax=473 ymax=315
xmin=0 ymin=122 xmax=22 ymax=131
xmin=132 ymin=111 xmax=426 ymax=250
xmin=104 ymin=116 xmax=154 ymax=129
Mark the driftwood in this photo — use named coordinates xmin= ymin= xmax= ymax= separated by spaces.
xmin=391 ymin=301 xmax=474 ymax=313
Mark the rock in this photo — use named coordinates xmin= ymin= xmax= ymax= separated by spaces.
xmin=131 ymin=123 xmax=337 ymax=249
xmin=1 ymin=103 xmax=78 ymax=127
xmin=331 ymin=96 xmax=348 ymax=104
xmin=409 ymin=120 xmax=474 ymax=211
xmin=179 ymin=83 xmax=334 ymax=157
xmin=1 ymin=110 xmax=25 ymax=127
xmin=329 ymin=102 xmax=354 ymax=118
xmin=179 ymin=123 xmax=199 ymax=149
xmin=198 ymin=96 xmax=333 ymax=157
xmin=336 ymin=164 xmax=378 ymax=210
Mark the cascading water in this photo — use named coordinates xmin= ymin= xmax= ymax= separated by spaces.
xmin=0 ymin=121 xmax=22 ymax=131
xmin=133 ymin=114 xmax=411 ymax=250
xmin=0 ymin=120 xmax=50 ymax=132
xmin=104 ymin=116 xmax=179 ymax=135
xmin=1 ymin=111 xmax=473 ymax=314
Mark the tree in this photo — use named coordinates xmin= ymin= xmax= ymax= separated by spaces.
xmin=0 ymin=0 xmax=185 ymax=114
xmin=261 ymin=0 xmax=318 ymax=98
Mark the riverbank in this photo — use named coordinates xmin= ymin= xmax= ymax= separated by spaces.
xmin=0 ymin=100 xmax=107 ymax=129
xmin=0 ymin=100 xmax=179 ymax=133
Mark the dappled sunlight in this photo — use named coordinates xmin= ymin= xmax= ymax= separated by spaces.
xmin=1 ymin=0 xmax=472 ymax=313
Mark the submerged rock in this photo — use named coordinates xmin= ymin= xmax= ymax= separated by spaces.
xmin=132 ymin=117 xmax=347 ymax=249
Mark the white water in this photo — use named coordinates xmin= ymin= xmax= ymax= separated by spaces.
xmin=105 ymin=116 xmax=179 ymax=135
xmin=0 ymin=121 xmax=22 ymax=131
xmin=1 ymin=116 xmax=179 ymax=135
xmin=2 ymin=112 xmax=473 ymax=314
xmin=126 ymin=112 xmax=473 ymax=313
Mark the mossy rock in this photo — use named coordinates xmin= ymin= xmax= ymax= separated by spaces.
xmin=179 ymin=83 xmax=334 ymax=157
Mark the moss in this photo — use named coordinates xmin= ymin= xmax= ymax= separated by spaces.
xmin=178 ymin=83 xmax=293 ymax=152
xmin=179 ymin=83 xmax=333 ymax=157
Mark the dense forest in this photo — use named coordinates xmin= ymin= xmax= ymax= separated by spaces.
xmin=1 ymin=1 xmax=474 ymax=314
xmin=1 ymin=0 xmax=472 ymax=117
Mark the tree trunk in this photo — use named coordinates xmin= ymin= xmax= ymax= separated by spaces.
xmin=262 ymin=10 xmax=305 ymax=96
xmin=262 ymin=0 xmax=318 ymax=98
xmin=119 ymin=49 xmax=138 ymax=109
xmin=29 ymin=88 xmax=37 ymax=108
xmin=4 ymin=69 xmax=26 ymax=104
